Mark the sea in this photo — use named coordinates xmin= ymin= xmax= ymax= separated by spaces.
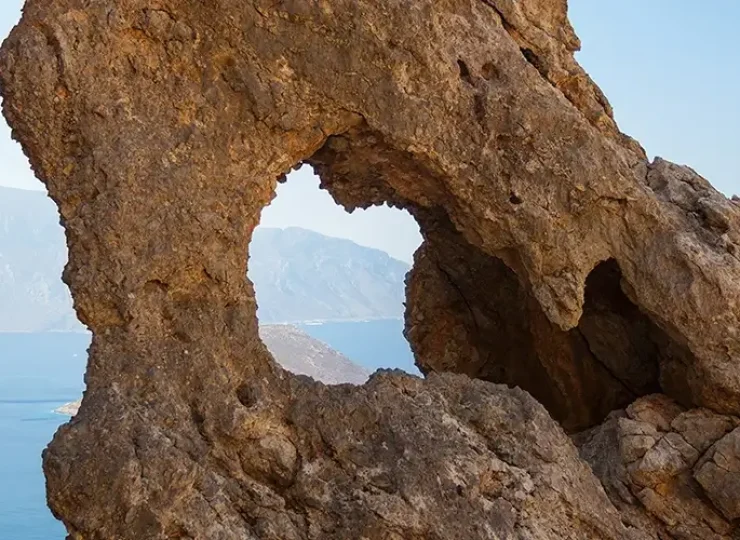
xmin=0 ymin=319 xmax=417 ymax=539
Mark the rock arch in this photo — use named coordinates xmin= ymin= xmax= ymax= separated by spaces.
xmin=2 ymin=0 xmax=739 ymax=537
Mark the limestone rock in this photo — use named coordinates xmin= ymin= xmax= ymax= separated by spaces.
xmin=577 ymin=395 xmax=740 ymax=539
xmin=1 ymin=0 xmax=739 ymax=537
xmin=46 ymin=373 xmax=649 ymax=539
xmin=695 ymin=427 xmax=740 ymax=521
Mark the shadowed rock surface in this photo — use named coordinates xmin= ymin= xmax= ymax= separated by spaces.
xmin=1 ymin=0 xmax=739 ymax=538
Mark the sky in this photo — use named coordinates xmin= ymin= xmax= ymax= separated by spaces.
xmin=0 ymin=0 xmax=738 ymax=262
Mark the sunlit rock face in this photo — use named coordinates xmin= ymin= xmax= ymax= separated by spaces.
xmin=576 ymin=395 xmax=740 ymax=540
xmin=1 ymin=0 xmax=739 ymax=538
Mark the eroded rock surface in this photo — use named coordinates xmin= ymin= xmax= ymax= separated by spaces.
xmin=576 ymin=395 xmax=740 ymax=539
xmin=1 ymin=0 xmax=739 ymax=538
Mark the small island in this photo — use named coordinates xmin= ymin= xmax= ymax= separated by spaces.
xmin=54 ymin=399 xmax=81 ymax=417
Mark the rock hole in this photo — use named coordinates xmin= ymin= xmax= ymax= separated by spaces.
xmin=236 ymin=384 xmax=259 ymax=408
xmin=520 ymin=48 xmax=546 ymax=78
xmin=406 ymin=215 xmax=691 ymax=432
xmin=243 ymin=127 xmax=695 ymax=433
xmin=578 ymin=260 xmax=662 ymax=401
xmin=481 ymin=61 xmax=498 ymax=81
xmin=249 ymin=163 xmax=422 ymax=385
xmin=473 ymin=94 xmax=488 ymax=128
xmin=457 ymin=59 xmax=474 ymax=86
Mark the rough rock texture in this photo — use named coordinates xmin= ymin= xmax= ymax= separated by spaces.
xmin=56 ymin=325 xmax=370 ymax=417
xmin=1 ymin=0 xmax=739 ymax=538
xmin=576 ymin=395 xmax=740 ymax=539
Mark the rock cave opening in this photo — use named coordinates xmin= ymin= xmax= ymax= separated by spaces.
xmin=248 ymin=128 xmax=694 ymax=433
xmin=249 ymin=162 xmax=423 ymax=384
xmin=401 ymin=209 xmax=691 ymax=433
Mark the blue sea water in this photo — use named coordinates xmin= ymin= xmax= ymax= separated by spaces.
xmin=298 ymin=318 xmax=420 ymax=376
xmin=0 ymin=333 xmax=90 ymax=540
xmin=0 ymin=322 xmax=416 ymax=539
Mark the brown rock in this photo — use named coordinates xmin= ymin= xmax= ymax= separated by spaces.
xmin=628 ymin=432 xmax=699 ymax=488
xmin=626 ymin=394 xmax=685 ymax=432
xmin=695 ymin=427 xmax=740 ymax=521
xmin=1 ymin=0 xmax=739 ymax=537
xmin=577 ymin=396 xmax=739 ymax=539
xmin=672 ymin=408 xmax=739 ymax=454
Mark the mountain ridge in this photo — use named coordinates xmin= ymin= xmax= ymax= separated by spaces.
xmin=0 ymin=186 xmax=410 ymax=331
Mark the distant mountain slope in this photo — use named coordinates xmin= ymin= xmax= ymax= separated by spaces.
xmin=57 ymin=324 xmax=370 ymax=415
xmin=249 ymin=227 xmax=409 ymax=323
xmin=0 ymin=187 xmax=409 ymax=331
xmin=259 ymin=324 xmax=369 ymax=384
xmin=0 ymin=187 xmax=79 ymax=332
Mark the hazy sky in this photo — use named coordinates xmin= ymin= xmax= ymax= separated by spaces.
xmin=1 ymin=1 xmax=738 ymax=262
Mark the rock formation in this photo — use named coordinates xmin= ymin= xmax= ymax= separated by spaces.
xmin=56 ymin=325 xmax=370 ymax=416
xmin=1 ymin=0 xmax=738 ymax=538
xmin=577 ymin=394 xmax=740 ymax=539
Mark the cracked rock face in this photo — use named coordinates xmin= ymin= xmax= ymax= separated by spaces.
xmin=576 ymin=395 xmax=740 ymax=539
xmin=1 ymin=0 xmax=739 ymax=538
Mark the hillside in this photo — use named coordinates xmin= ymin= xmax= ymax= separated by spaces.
xmin=0 ymin=187 xmax=409 ymax=331
xmin=0 ymin=187 xmax=79 ymax=332
xmin=259 ymin=324 xmax=370 ymax=384
xmin=249 ymin=227 xmax=409 ymax=323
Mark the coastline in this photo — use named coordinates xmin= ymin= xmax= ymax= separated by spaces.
xmin=53 ymin=399 xmax=81 ymax=417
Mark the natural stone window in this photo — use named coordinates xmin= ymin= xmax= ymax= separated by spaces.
xmin=248 ymin=165 xmax=421 ymax=381
xmin=247 ymin=132 xmax=695 ymax=432
xmin=3 ymin=1 xmax=739 ymax=538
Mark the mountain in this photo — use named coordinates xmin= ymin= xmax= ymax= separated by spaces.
xmin=249 ymin=227 xmax=409 ymax=323
xmin=258 ymin=324 xmax=369 ymax=384
xmin=0 ymin=187 xmax=410 ymax=331
xmin=0 ymin=187 xmax=80 ymax=332
xmin=56 ymin=324 xmax=370 ymax=415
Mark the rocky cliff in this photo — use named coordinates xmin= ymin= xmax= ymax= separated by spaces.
xmin=1 ymin=0 xmax=739 ymax=538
